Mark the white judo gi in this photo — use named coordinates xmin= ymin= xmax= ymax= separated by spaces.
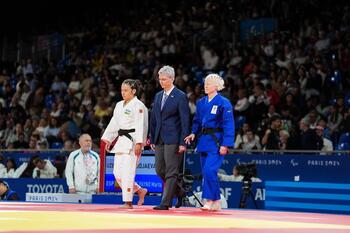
xmin=101 ymin=97 xmax=148 ymax=202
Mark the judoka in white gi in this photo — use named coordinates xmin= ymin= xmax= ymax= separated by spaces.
xmin=101 ymin=79 xmax=148 ymax=209
xmin=185 ymin=74 xmax=235 ymax=211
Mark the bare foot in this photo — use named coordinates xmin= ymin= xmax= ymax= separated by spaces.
xmin=119 ymin=203 xmax=133 ymax=209
xmin=137 ymin=188 xmax=148 ymax=206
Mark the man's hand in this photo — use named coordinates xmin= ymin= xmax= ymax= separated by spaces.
xmin=69 ymin=188 xmax=76 ymax=194
xmin=219 ymin=146 xmax=228 ymax=155
xmin=135 ymin=143 xmax=142 ymax=156
xmin=178 ymin=145 xmax=186 ymax=153
xmin=150 ymin=144 xmax=156 ymax=151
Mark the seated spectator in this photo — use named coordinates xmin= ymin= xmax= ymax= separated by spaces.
xmin=241 ymin=130 xmax=261 ymax=151
xmin=234 ymin=88 xmax=249 ymax=116
xmin=0 ymin=180 xmax=19 ymax=201
xmin=43 ymin=116 xmax=60 ymax=142
xmin=262 ymin=115 xmax=282 ymax=150
xmin=19 ymin=155 xmax=40 ymax=178
xmin=339 ymin=107 xmax=350 ymax=133
xmin=32 ymin=157 xmax=58 ymax=178
xmin=234 ymin=123 xmax=250 ymax=149
xmin=54 ymin=155 xmax=66 ymax=178
xmin=5 ymin=158 xmax=17 ymax=178
xmin=37 ymin=138 xmax=49 ymax=150
xmin=0 ymin=155 xmax=5 ymax=178
xmin=327 ymin=104 xmax=343 ymax=144
xmin=13 ymin=132 xmax=29 ymax=149
xmin=299 ymin=119 xmax=323 ymax=150
xmin=316 ymin=125 xmax=333 ymax=154
xmin=278 ymin=130 xmax=293 ymax=150
xmin=63 ymin=140 xmax=74 ymax=151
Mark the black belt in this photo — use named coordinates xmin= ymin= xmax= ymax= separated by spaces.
xmin=199 ymin=127 xmax=223 ymax=148
xmin=118 ymin=129 xmax=135 ymax=142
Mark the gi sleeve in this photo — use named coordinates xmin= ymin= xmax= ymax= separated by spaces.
xmin=191 ymin=100 xmax=202 ymax=135
xmin=101 ymin=103 xmax=120 ymax=143
xmin=221 ymin=100 xmax=235 ymax=147
xmin=134 ymin=102 xmax=148 ymax=144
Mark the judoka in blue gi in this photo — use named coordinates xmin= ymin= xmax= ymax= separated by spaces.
xmin=185 ymin=74 xmax=235 ymax=211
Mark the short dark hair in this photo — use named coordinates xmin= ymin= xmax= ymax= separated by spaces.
xmin=32 ymin=157 xmax=43 ymax=165
xmin=270 ymin=115 xmax=281 ymax=123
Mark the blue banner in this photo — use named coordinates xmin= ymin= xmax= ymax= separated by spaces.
xmin=185 ymin=153 xmax=350 ymax=183
xmin=104 ymin=154 xmax=163 ymax=193
xmin=3 ymin=178 xmax=68 ymax=200
xmin=2 ymin=151 xmax=63 ymax=168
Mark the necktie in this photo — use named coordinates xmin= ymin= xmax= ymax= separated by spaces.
xmin=161 ymin=93 xmax=168 ymax=110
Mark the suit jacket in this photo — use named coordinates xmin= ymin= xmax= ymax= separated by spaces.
xmin=150 ymin=87 xmax=190 ymax=146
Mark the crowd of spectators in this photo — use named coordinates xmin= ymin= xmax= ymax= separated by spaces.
xmin=0 ymin=0 xmax=349 ymax=163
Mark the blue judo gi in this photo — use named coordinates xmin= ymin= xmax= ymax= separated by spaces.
xmin=191 ymin=94 xmax=235 ymax=201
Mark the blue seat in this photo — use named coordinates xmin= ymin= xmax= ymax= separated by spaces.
xmin=50 ymin=142 xmax=63 ymax=149
xmin=235 ymin=116 xmax=246 ymax=130
xmin=345 ymin=91 xmax=350 ymax=108
xmin=338 ymin=132 xmax=350 ymax=144
xmin=336 ymin=142 xmax=350 ymax=151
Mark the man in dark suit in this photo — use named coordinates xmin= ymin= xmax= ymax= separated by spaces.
xmin=150 ymin=65 xmax=190 ymax=210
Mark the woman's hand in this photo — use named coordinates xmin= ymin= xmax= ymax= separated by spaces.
xmin=184 ymin=134 xmax=195 ymax=145
xmin=135 ymin=143 xmax=142 ymax=156
xmin=219 ymin=146 xmax=228 ymax=155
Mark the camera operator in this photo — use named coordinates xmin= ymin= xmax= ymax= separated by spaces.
xmin=218 ymin=165 xmax=261 ymax=182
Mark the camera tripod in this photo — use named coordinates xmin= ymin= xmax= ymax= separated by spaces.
xmin=238 ymin=176 xmax=258 ymax=209
xmin=177 ymin=152 xmax=203 ymax=207
xmin=177 ymin=174 xmax=204 ymax=207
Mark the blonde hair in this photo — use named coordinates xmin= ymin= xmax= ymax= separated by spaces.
xmin=205 ymin=73 xmax=225 ymax=91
